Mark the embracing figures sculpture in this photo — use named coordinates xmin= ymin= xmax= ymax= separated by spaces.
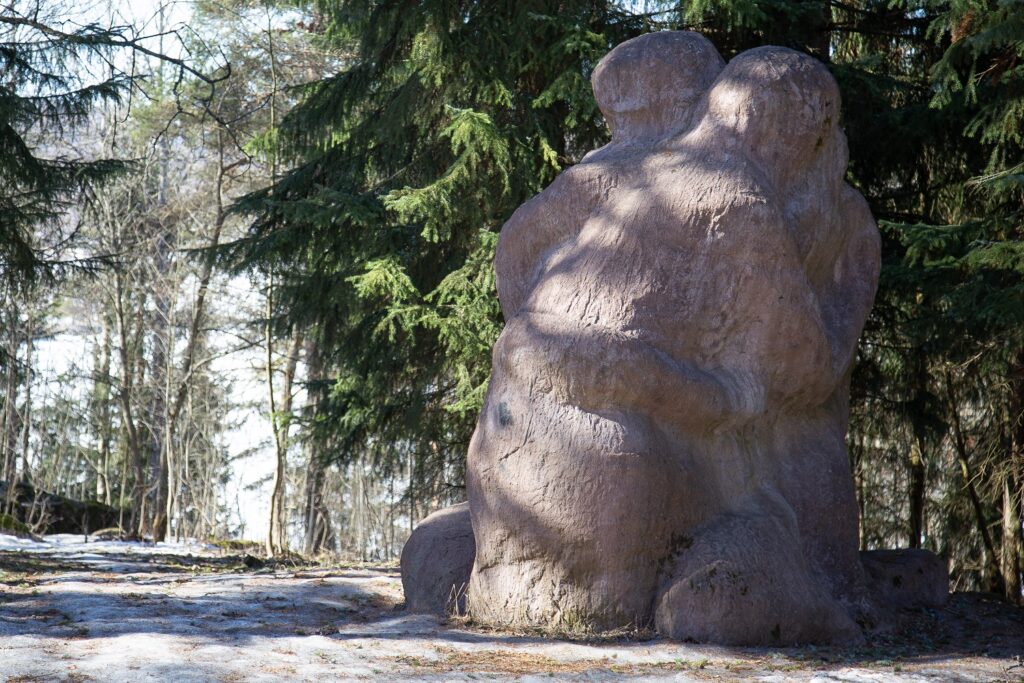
xmin=400 ymin=31 xmax=948 ymax=645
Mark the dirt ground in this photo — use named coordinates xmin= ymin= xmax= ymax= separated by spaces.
xmin=0 ymin=535 xmax=1021 ymax=682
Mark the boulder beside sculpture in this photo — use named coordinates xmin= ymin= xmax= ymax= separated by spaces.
xmin=400 ymin=502 xmax=475 ymax=614
xmin=401 ymin=31 xmax=948 ymax=645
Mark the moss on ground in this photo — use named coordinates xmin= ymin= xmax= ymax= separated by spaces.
xmin=0 ymin=512 xmax=32 ymax=537
xmin=208 ymin=538 xmax=263 ymax=554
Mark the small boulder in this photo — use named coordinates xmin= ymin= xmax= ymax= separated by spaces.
xmin=861 ymin=548 xmax=948 ymax=608
xmin=243 ymin=554 xmax=265 ymax=570
xmin=400 ymin=502 xmax=475 ymax=615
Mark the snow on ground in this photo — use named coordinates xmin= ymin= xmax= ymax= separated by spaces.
xmin=0 ymin=534 xmax=1021 ymax=682
xmin=0 ymin=533 xmax=214 ymax=554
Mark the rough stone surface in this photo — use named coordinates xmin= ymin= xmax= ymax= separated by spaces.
xmin=403 ymin=31 xmax=948 ymax=645
xmin=468 ymin=31 xmax=879 ymax=645
xmin=861 ymin=549 xmax=949 ymax=609
xmin=400 ymin=502 xmax=474 ymax=615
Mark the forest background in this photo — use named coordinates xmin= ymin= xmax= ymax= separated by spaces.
xmin=0 ymin=0 xmax=1022 ymax=605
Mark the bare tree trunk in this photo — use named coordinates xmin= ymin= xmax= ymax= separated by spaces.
xmin=2 ymin=291 xmax=20 ymax=489
xmin=907 ymin=354 xmax=929 ymax=549
xmin=267 ymin=323 xmax=303 ymax=556
xmin=95 ymin=311 xmax=114 ymax=504
xmin=1 ymin=291 xmax=21 ymax=520
xmin=907 ymin=438 xmax=926 ymax=549
xmin=353 ymin=461 xmax=364 ymax=560
xmin=1015 ymin=476 xmax=1024 ymax=603
xmin=261 ymin=0 xmax=287 ymax=557
xmin=147 ymin=234 xmax=173 ymax=541
xmin=114 ymin=273 xmax=146 ymax=536
xmin=407 ymin=451 xmax=415 ymax=537
xmin=1001 ymin=478 xmax=1022 ymax=603
xmin=264 ymin=273 xmax=279 ymax=556
xmin=143 ymin=0 xmax=173 ymax=543
xmin=1005 ymin=351 xmax=1024 ymax=603
xmin=946 ymin=369 xmax=1003 ymax=591
xmin=301 ymin=338 xmax=333 ymax=554
xmin=164 ymin=131 xmax=229 ymax=541
xmin=303 ymin=461 xmax=333 ymax=554
xmin=19 ymin=308 xmax=32 ymax=485
xmin=850 ymin=432 xmax=867 ymax=551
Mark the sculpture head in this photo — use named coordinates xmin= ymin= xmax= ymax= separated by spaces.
xmin=702 ymin=46 xmax=845 ymax=188
xmin=592 ymin=31 xmax=724 ymax=143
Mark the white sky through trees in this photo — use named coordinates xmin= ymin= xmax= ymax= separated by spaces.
xmin=28 ymin=0 xmax=280 ymax=541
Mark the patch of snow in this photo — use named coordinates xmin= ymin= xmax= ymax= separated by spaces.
xmin=0 ymin=532 xmax=217 ymax=555
xmin=0 ymin=534 xmax=43 ymax=551
xmin=0 ymin=539 xmax=1017 ymax=682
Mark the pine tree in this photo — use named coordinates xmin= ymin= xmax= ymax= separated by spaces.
xmin=0 ymin=3 xmax=131 ymax=283
xmin=229 ymin=0 xmax=1024 ymax=591
xmin=0 ymin=0 xmax=227 ymax=285
xmin=226 ymin=0 xmax=653 ymax=502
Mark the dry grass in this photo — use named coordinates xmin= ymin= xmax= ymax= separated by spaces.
xmin=390 ymin=647 xmax=944 ymax=678
xmin=445 ymin=612 xmax=659 ymax=644
xmin=395 ymin=647 xmax=613 ymax=675
xmin=393 ymin=646 xmax=723 ymax=677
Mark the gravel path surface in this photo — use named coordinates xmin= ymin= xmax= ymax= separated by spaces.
xmin=0 ymin=534 xmax=1021 ymax=682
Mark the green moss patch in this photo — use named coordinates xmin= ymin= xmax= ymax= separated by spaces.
xmin=0 ymin=512 xmax=33 ymax=538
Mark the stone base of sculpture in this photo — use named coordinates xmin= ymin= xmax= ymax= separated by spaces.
xmin=400 ymin=31 xmax=949 ymax=645
xmin=402 ymin=504 xmax=947 ymax=644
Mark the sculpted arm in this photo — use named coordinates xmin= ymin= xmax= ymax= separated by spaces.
xmin=818 ymin=187 xmax=882 ymax=381
xmin=495 ymin=314 xmax=762 ymax=434
xmin=750 ymin=187 xmax=879 ymax=406
xmin=722 ymin=194 xmax=879 ymax=409
xmin=681 ymin=200 xmax=842 ymax=415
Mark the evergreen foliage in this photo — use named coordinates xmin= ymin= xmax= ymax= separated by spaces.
xmin=225 ymin=0 xmax=1024 ymax=596
xmin=226 ymin=1 xmax=652 ymax=498
xmin=0 ymin=4 xmax=133 ymax=283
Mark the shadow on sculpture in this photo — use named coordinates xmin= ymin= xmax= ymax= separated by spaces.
xmin=400 ymin=30 xmax=948 ymax=646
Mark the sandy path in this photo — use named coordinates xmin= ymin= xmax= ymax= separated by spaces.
xmin=0 ymin=535 xmax=1021 ymax=682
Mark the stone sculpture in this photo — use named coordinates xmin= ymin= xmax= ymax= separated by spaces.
xmin=400 ymin=31 xmax=948 ymax=645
